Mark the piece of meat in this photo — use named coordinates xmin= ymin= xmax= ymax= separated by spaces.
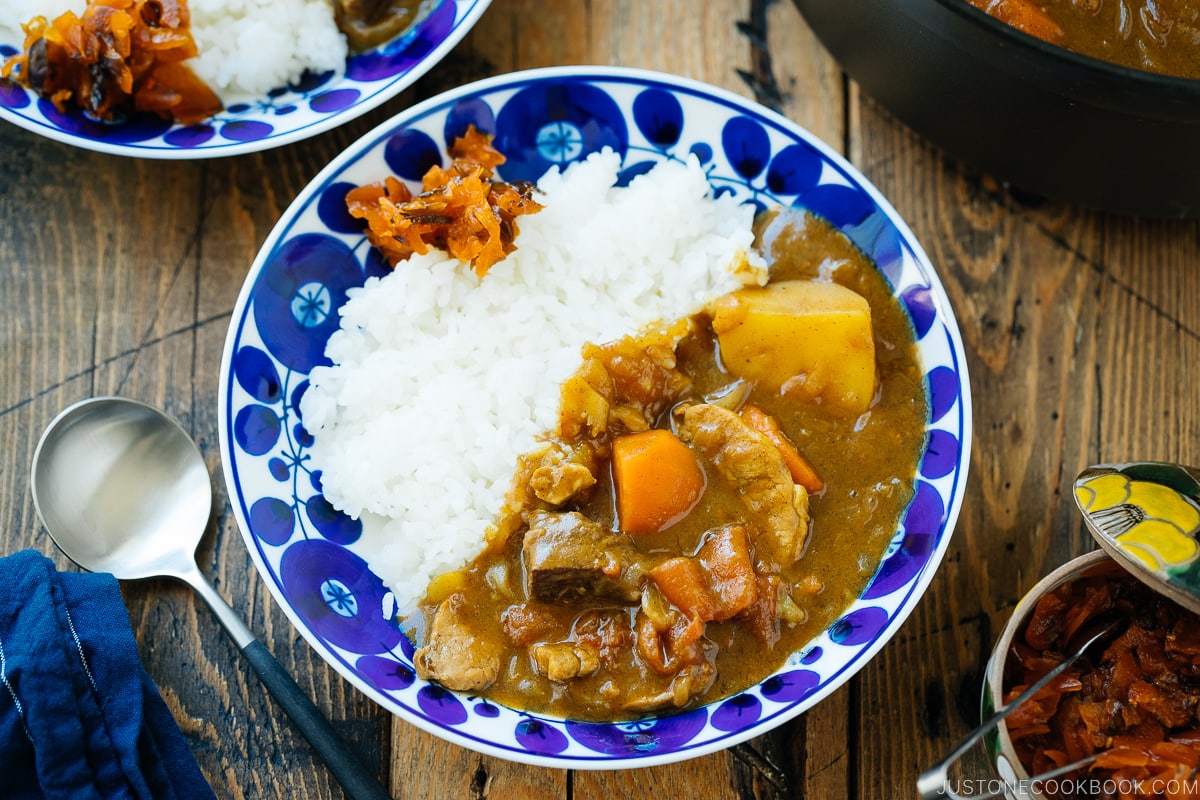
xmin=649 ymin=525 xmax=760 ymax=623
xmin=530 ymin=642 xmax=601 ymax=681
xmin=739 ymin=573 xmax=783 ymax=647
xmin=523 ymin=511 xmax=645 ymax=604
xmin=489 ymin=441 xmax=599 ymax=545
xmin=413 ymin=592 xmax=502 ymax=692
xmin=697 ymin=525 xmax=758 ymax=620
xmin=674 ymin=403 xmax=810 ymax=564
xmin=571 ymin=610 xmax=630 ymax=662
xmin=530 ymin=461 xmax=596 ymax=505
xmin=635 ymin=607 xmax=708 ymax=675
xmin=500 ymin=603 xmax=561 ymax=647
xmin=585 ymin=322 xmax=692 ymax=432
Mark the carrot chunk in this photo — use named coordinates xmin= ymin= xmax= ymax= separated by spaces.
xmin=697 ymin=525 xmax=758 ymax=620
xmin=964 ymin=0 xmax=1064 ymax=44
xmin=650 ymin=558 xmax=720 ymax=623
xmin=612 ymin=429 xmax=704 ymax=535
xmin=738 ymin=404 xmax=824 ymax=493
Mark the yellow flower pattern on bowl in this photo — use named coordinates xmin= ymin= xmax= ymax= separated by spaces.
xmin=1074 ymin=471 xmax=1200 ymax=574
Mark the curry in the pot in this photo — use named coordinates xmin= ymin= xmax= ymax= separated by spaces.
xmin=966 ymin=0 xmax=1200 ymax=79
xmin=411 ymin=210 xmax=929 ymax=720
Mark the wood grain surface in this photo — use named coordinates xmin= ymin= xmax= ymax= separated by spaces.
xmin=2 ymin=1 xmax=1199 ymax=798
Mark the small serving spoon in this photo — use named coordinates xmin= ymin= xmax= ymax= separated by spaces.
xmin=916 ymin=618 xmax=1120 ymax=799
xmin=30 ymin=397 xmax=392 ymax=800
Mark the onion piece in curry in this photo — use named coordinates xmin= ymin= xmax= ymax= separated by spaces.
xmin=410 ymin=208 xmax=929 ymax=720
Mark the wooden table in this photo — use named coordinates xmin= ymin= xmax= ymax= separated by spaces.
xmin=3 ymin=1 xmax=1199 ymax=797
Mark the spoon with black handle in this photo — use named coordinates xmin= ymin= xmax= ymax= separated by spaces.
xmin=30 ymin=396 xmax=393 ymax=800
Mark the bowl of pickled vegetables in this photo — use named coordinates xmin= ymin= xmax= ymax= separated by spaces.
xmin=984 ymin=550 xmax=1200 ymax=798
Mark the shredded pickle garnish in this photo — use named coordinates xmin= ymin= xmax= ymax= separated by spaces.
xmin=346 ymin=126 xmax=544 ymax=277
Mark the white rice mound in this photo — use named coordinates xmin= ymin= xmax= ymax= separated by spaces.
xmin=187 ymin=0 xmax=346 ymax=102
xmin=0 ymin=0 xmax=85 ymax=43
xmin=0 ymin=0 xmax=346 ymax=103
xmin=300 ymin=151 xmax=769 ymax=609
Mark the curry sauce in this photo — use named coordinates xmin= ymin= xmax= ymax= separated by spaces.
xmin=966 ymin=0 xmax=1200 ymax=79
xmin=410 ymin=209 xmax=928 ymax=720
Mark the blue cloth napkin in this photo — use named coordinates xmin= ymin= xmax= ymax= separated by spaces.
xmin=0 ymin=550 xmax=217 ymax=800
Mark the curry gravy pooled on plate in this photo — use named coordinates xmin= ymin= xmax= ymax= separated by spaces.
xmin=411 ymin=209 xmax=928 ymax=719
xmin=300 ymin=134 xmax=927 ymax=720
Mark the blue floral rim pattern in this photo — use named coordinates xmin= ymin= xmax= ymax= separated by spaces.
xmin=0 ymin=0 xmax=490 ymax=158
xmin=218 ymin=67 xmax=973 ymax=768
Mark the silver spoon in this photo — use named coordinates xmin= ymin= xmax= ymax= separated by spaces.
xmin=30 ymin=396 xmax=392 ymax=800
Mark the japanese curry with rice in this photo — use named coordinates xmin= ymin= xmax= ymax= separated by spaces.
xmin=366 ymin=141 xmax=930 ymax=719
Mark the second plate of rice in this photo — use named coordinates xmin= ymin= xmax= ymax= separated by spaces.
xmin=0 ymin=0 xmax=490 ymax=157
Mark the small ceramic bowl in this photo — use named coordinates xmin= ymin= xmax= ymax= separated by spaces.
xmin=982 ymin=550 xmax=1113 ymax=800
xmin=976 ymin=461 xmax=1200 ymax=799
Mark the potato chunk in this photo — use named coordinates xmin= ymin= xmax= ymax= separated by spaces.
xmin=709 ymin=280 xmax=875 ymax=416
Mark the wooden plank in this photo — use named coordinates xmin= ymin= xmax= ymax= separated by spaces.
xmin=0 ymin=128 xmax=209 ymax=555
xmin=1092 ymin=217 xmax=1200 ymax=466
xmin=574 ymin=756 xmax=741 ymax=799
xmin=843 ymin=68 xmax=1200 ymax=796
xmin=767 ymin=0 xmax=844 ymax=146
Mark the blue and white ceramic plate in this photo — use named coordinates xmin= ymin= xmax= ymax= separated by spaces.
xmin=219 ymin=66 xmax=973 ymax=768
xmin=0 ymin=0 xmax=489 ymax=158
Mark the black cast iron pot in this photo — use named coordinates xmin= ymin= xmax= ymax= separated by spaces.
xmin=792 ymin=0 xmax=1200 ymax=218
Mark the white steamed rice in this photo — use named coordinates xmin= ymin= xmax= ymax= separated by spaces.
xmin=0 ymin=0 xmax=346 ymax=102
xmin=187 ymin=0 xmax=345 ymax=101
xmin=300 ymin=151 xmax=768 ymax=610
xmin=0 ymin=0 xmax=86 ymax=43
